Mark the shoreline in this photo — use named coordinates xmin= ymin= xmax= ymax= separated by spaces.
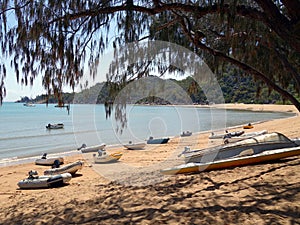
xmin=1 ymin=103 xmax=300 ymax=224
xmin=0 ymin=103 xmax=295 ymax=165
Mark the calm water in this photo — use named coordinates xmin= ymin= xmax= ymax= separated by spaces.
xmin=0 ymin=102 xmax=292 ymax=164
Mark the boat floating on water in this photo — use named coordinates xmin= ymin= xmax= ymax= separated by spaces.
xmin=44 ymin=160 xmax=84 ymax=176
xmin=17 ymin=170 xmax=72 ymax=189
xmin=46 ymin=123 xmax=64 ymax=129
xmin=23 ymin=103 xmax=35 ymax=107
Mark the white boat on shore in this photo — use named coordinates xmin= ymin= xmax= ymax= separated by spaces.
xmin=123 ymin=141 xmax=146 ymax=150
xmin=77 ymin=143 xmax=106 ymax=153
xmin=17 ymin=170 xmax=72 ymax=189
xmin=44 ymin=160 xmax=84 ymax=175
xmin=161 ymin=146 xmax=300 ymax=175
xmin=35 ymin=153 xmax=64 ymax=166
xmin=180 ymin=131 xmax=192 ymax=137
xmin=93 ymin=150 xmax=122 ymax=163
xmin=209 ymin=130 xmax=244 ymax=139
xmin=182 ymin=132 xmax=300 ymax=163
xmin=223 ymin=130 xmax=268 ymax=144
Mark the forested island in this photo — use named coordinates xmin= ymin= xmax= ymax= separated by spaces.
xmin=16 ymin=73 xmax=291 ymax=105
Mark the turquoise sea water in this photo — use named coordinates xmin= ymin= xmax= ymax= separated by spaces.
xmin=0 ymin=102 xmax=292 ymax=165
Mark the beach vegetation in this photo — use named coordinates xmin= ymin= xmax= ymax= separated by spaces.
xmin=0 ymin=0 xmax=299 ymax=112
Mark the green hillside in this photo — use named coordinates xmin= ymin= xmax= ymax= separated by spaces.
xmin=17 ymin=73 xmax=290 ymax=105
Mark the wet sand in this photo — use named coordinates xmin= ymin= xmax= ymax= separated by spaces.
xmin=0 ymin=104 xmax=299 ymax=224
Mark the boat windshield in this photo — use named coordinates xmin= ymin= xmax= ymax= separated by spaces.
xmin=236 ymin=132 xmax=293 ymax=145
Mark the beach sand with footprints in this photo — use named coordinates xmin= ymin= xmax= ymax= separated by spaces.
xmin=0 ymin=104 xmax=299 ymax=224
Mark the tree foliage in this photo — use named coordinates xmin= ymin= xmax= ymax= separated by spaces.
xmin=0 ymin=0 xmax=299 ymax=110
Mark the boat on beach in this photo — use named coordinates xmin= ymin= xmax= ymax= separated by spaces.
xmin=46 ymin=123 xmax=64 ymax=129
xmin=182 ymin=132 xmax=300 ymax=163
xmin=77 ymin=143 xmax=106 ymax=153
xmin=209 ymin=130 xmax=244 ymax=139
xmin=124 ymin=141 xmax=146 ymax=150
xmin=223 ymin=130 xmax=268 ymax=144
xmin=17 ymin=170 xmax=72 ymax=189
xmin=44 ymin=160 xmax=84 ymax=175
xmin=243 ymin=123 xmax=254 ymax=129
xmin=93 ymin=150 xmax=122 ymax=163
xmin=35 ymin=153 xmax=64 ymax=166
xmin=147 ymin=136 xmax=170 ymax=144
xmin=161 ymin=146 xmax=300 ymax=175
xmin=180 ymin=131 xmax=192 ymax=137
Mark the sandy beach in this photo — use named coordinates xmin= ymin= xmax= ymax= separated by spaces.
xmin=0 ymin=103 xmax=300 ymax=224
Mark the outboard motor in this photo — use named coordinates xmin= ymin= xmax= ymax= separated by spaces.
xmin=41 ymin=153 xmax=47 ymax=159
xmin=77 ymin=143 xmax=87 ymax=150
xmin=28 ymin=170 xmax=38 ymax=179
xmin=52 ymin=159 xmax=61 ymax=168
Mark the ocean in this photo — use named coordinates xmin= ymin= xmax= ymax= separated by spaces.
xmin=0 ymin=102 xmax=292 ymax=165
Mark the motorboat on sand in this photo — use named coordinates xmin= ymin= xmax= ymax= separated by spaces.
xmin=44 ymin=160 xmax=84 ymax=175
xmin=35 ymin=153 xmax=64 ymax=166
xmin=124 ymin=141 xmax=146 ymax=150
xmin=77 ymin=143 xmax=106 ymax=153
xmin=93 ymin=149 xmax=122 ymax=163
xmin=182 ymin=132 xmax=300 ymax=163
xmin=17 ymin=170 xmax=72 ymax=189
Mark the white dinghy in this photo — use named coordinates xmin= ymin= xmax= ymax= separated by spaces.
xmin=35 ymin=153 xmax=64 ymax=166
xmin=77 ymin=143 xmax=106 ymax=153
xmin=44 ymin=160 xmax=84 ymax=176
xmin=17 ymin=170 xmax=72 ymax=189
xmin=124 ymin=141 xmax=146 ymax=150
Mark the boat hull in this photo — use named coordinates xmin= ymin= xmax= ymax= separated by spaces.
xmin=161 ymin=146 xmax=300 ymax=175
xmin=94 ymin=152 xmax=122 ymax=163
xmin=35 ymin=157 xmax=64 ymax=166
xmin=184 ymin=132 xmax=296 ymax=163
xmin=44 ymin=161 xmax=84 ymax=175
xmin=124 ymin=143 xmax=146 ymax=150
xmin=147 ymin=138 xmax=169 ymax=144
xmin=79 ymin=144 xmax=106 ymax=153
xmin=17 ymin=173 xmax=72 ymax=189
xmin=46 ymin=124 xmax=64 ymax=129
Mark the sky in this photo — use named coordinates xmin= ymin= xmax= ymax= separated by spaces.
xmin=1 ymin=6 xmax=190 ymax=102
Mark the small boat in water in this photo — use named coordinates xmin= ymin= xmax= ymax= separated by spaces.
xmin=35 ymin=153 xmax=64 ymax=166
xmin=46 ymin=123 xmax=64 ymax=129
xmin=147 ymin=136 xmax=170 ymax=144
xmin=124 ymin=141 xmax=146 ymax=150
xmin=93 ymin=150 xmax=122 ymax=163
xmin=180 ymin=131 xmax=192 ymax=137
xmin=77 ymin=143 xmax=106 ymax=153
xmin=17 ymin=170 xmax=72 ymax=189
xmin=161 ymin=146 xmax=300 ymax=175
xmin=44 ymin=160 xmax=84 ymax=175
xmin=23 ymin=103 xmax=35 ymax=107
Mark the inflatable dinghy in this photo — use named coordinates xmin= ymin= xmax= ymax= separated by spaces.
xmin=17 ymin=170 xmax=72 ymax=189
xmin=44 ymin=160 xmax=84 ymax=175
xmin=35 ymin=153 xmax=64 ymax=166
